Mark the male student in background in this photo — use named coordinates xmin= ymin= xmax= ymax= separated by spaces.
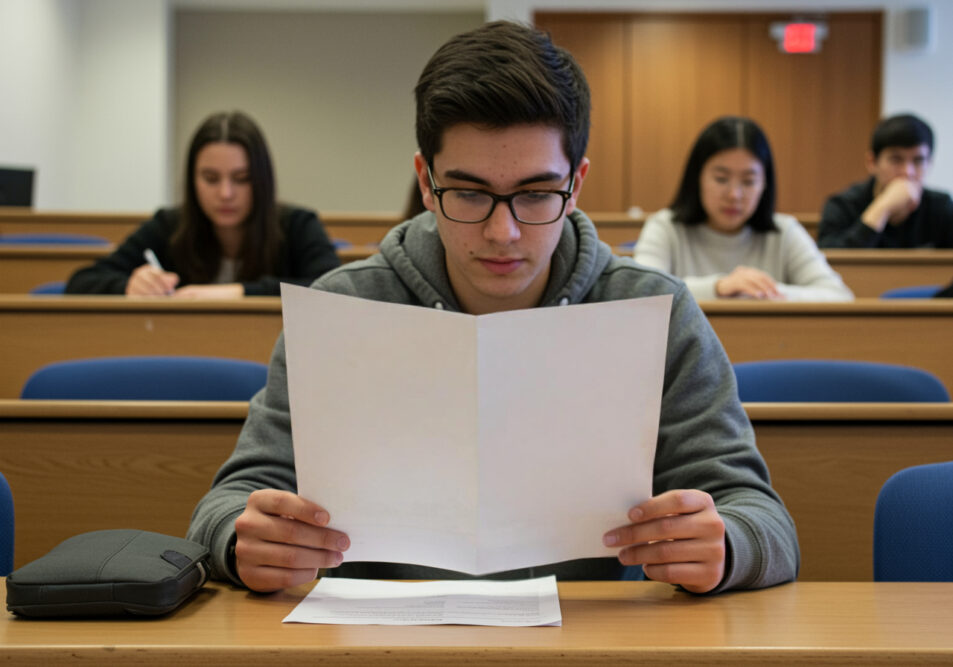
xmin=188 ymin=20 xmax=799 ymax=595
xmin=819 ymin=113 xmax=953 ymax=248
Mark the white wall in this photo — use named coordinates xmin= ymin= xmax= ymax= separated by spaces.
xmin=0 ymin=0 xmax=170 ymax=211
xmin=0 ymin=0 xmax=79 ymax=209
xmin=489 ymin=0 xmax=953 ymax=193
xmin=68 ymin=0 xmax=171 ymax=211
xmin=174 ymin=10 xmax=483 ymax=212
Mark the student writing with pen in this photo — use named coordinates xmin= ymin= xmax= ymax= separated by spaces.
xmin=65 ymin=111 xmax=340 ymax=298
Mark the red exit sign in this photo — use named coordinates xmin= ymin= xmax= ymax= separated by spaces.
xmin=770 ymin=20 xmax=829 ymax=54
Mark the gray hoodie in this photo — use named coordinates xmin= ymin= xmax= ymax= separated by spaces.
xmin=187 ymin=210 xmax=799 ymax=593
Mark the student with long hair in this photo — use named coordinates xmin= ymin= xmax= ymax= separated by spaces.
xmin=634 ymin=116 xmax=852 ymax=301
xmin=66 ymin=111 xmax=339 ymax=297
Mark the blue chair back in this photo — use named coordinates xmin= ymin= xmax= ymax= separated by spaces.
xmin=29 ymin=280 xmax=66 ymax=295
xmin=881 ymin=285 xmax=942 ymax=299
xmin=733 ymin=359 xmax=950 ymax=402
xmin=0 ymin=233 xmax=110 ymax=245
xmin=874 ymin=461 xmax=953 ymax=581
xmin=0 ymin=471 xmax=13 ymax=576
xmin=21 ymin=356 xmax=268 ymax=401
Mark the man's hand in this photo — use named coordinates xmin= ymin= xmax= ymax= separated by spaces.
xmin=234 ymin=489 xmax=350 ymax=593
xmin=864 ymin=177 xmax=923 ymax=231
xmin=603 ymin=489 xmax=726 ymax=594
xmin=126 ymin=264 xmax=179 ymax=296
xmin=715 ymin=266 xmax=783 ymax=300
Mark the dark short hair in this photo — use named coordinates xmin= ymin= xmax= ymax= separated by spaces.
xmin=871 ymin=114 xmax=934 ymax=158
xmin=415 ymin=20 xmax=590 ymax=171
xmin=173 ymin=110 xmax=281 ymax=283
xmin=669 ymin=116 xmax=777 ymax=233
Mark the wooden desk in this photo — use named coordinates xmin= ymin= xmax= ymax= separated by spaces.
xmin=748 ymin=403 xmax=953 ymax=582
xmin=3 ymin=400 xmax=951 ymax=581
xmin=2 ymin=580 xmax=952 ymax=664
xmin=0 ymin=210 xmax=398 ymax=247
xmin=588 ymin=211 xmax=821 ymax=246
xmin=0 ymin=400 xmax=245 ymax=566
xmin=0 ymin=209 xmax=825 ymax=247
xmin=0 ymin=296 xmax=283 ymax=397
xmin=0 ymin=243 xmax=372 ymax=294
xmin=824 ymin=249 xmax=953 ymax=297
xmin=703 ymin=299 xmax=953 ymax=392
xmin=0 ymin=245 xmax=113 ymax=293
xmin=0 ymin=209 xmax=144 ymax=243
xmin=322 ymin=211 xmax=401 ymax=245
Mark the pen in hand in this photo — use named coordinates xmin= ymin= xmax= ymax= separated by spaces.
xmin=143 ymin=248 xmax=165 ymax=272
xmin=142 ymin=249 xmax=175 ymax=295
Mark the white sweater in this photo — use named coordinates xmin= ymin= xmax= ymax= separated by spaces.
xmin=634 ymin=209 xmax=854 ymax=302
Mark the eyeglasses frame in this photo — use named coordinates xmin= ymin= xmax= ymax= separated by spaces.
xmin=426 ymin=165 xmax=576 ymax=225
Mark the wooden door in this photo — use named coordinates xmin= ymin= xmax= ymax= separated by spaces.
xmin=536 ymin=11 xmax=882 ymax=215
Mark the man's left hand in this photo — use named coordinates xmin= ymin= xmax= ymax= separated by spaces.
xmin=603 ymin=489 xmax=726 ymax=593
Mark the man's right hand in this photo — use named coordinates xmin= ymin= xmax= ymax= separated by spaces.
xmin=864 ymin=178 xmax=923 ymax=231
xmin=234 ymin=489 xmax=350 ymax=592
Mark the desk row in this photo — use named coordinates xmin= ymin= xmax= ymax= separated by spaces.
xmin=2 ymin=296 xmax=952 ymax=398
xmin=2 ymin=399 xmax=951 ymax=582
xmin=0 ymin=209 xmax=819 ymax=246
xmin=3 ymin=243 xmax=953 ymax=298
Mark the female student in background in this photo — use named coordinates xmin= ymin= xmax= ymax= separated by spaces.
xmin=66 ymin=111 xmax=340 ymax=297
xmin=634 ymin=116 xmax=853 ymax=302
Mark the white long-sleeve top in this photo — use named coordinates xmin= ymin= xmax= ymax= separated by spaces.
xmin=633 ymin=209 xmax=854 ymax=302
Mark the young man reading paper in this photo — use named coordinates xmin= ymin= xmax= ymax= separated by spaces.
xmin=188 ymin=21 xmax=799 ymax=595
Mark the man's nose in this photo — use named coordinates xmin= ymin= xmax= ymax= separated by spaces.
xmin=483 ymin=200 xmax=521 ymax=243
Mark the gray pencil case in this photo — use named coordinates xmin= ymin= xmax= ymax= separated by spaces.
xmin=5 ymin=529 xmax=209 ymax=618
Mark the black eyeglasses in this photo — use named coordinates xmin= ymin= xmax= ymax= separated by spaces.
xmin=427 ymin=166 xmax=574 ymax=225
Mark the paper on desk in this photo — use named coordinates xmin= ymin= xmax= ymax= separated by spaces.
xmin=282 ymin=575 xmax=561 ymax=626
xmin=281 ymin=284 xmax=671 ymax=575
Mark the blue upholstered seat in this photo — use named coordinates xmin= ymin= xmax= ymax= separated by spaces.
xmin=874 ymin=461 xmax=953 ymax=581
xmin=21 ymin=356 xmax=268 ymax=401
xmin=29 ymin=280 xmax=66 ymax=295
xmin=881 ymin=284 xmax=942 ymax=298
xmin=0 ymin=471 xmax=13 ymax=576
xmin=733 ymin=359 xmax=950 ymax=403
xmin=0 ymin=233 xmax=109 ymax=245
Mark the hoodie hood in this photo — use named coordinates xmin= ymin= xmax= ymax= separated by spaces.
xmin=378 ymin=210 xmax=614 ymax=312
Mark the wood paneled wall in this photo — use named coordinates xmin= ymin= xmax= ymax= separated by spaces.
xmin=537 ymin=12 xmax=882 ymax=215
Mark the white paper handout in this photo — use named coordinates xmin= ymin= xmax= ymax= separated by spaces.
xmin=281 ymin=284 xmax=671 ymax=575
xmin=283 ymin=575 xmax=562 ymax=626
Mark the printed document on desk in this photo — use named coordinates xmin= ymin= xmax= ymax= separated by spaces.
xmin=283 ymin=575 xmax=561 ymax=626
xmin=282 ymin=284 xmax=671 ymax=575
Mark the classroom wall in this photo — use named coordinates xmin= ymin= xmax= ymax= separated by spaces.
xmin=174 ymin=10 xmax=484 ymax=213
xmin=489 ymin=0 xmax=953 ymax=195
xmin=0 ymin=0 xmax=170 ymax=211
xmin=0 ymin=0 xmax=79 ymax=209
xmin=2 ymin=0 xmax=951 ymax=211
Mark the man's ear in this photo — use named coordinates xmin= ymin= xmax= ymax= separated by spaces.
xmin=864 ymin=150 xmax=877 ymax=176
xmin=413 ymin=152 xmax=437 ymax=212
xmin=565 ymin=157 xmax=591 ymax=216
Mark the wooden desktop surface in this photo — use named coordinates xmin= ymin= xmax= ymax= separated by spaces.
xmin=2 ymin=400 xmax=952 ymax=581
xmin=2 ymin=579 xmax=952 ymax=665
